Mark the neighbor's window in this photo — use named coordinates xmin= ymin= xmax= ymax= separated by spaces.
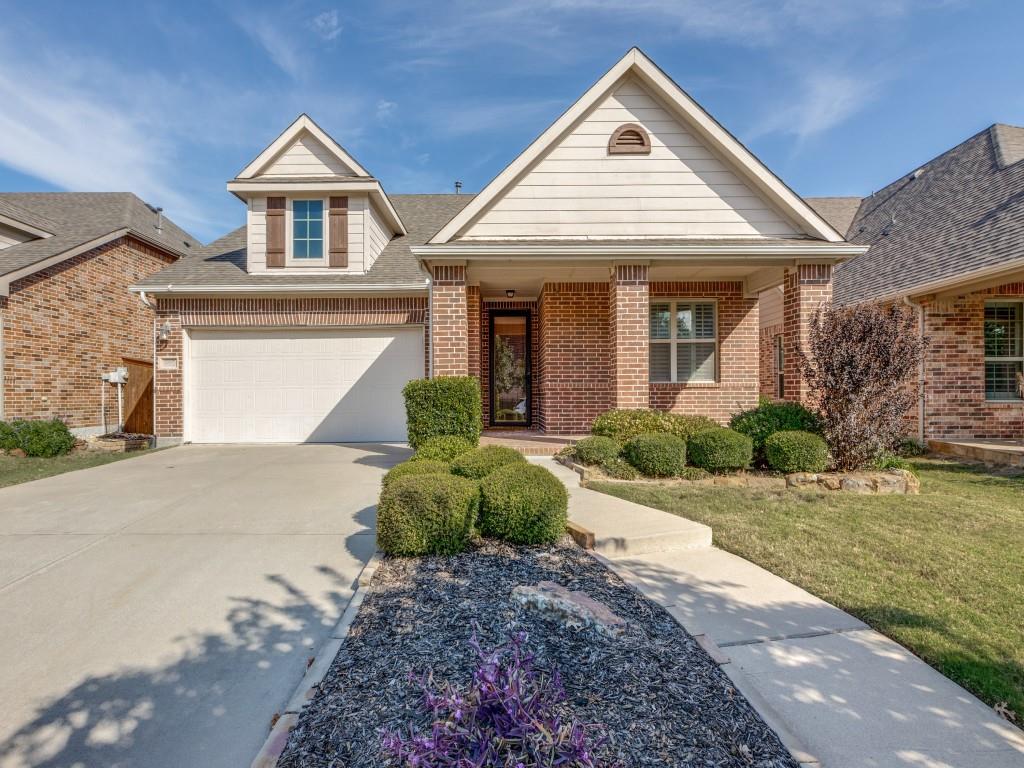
xmin=650 ymin=300 xmax=716 ymax=383
xmin=292 ymin=200 xmax=324 ymax=260
xmin=984 ymin=301 xmax=1024 ymax=400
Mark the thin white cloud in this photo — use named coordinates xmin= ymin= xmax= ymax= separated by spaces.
xmin=376 ymin=100 xmax=398 ymax=121
xmin=236 ymin=14 xmax=304 ymax=78
xmin=751 ymin=71 xmax=880 ymax=141
xmin=312 ymin=10 xmax=343 ymax=41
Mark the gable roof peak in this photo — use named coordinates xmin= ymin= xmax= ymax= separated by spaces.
xmin=234 ymin=113 xmax=372 ymax=180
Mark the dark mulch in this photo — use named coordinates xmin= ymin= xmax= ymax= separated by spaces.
xmin=278 ymin=539 xmax=798 ymax=767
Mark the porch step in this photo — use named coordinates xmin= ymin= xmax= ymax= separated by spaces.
xmin=532 ymin=458 xmax=714 ymax=557
xmin=928 ymin=438 xmax=1024 ymax=468
xmin=480 ymin=430 xmax=585 ymax=456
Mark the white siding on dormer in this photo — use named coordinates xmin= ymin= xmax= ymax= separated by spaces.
xmin=459 ymin=78 xmax=800 ymax=240
xmin=257 ymin=132 xmax=359 ymax=178
xmin=364 ymin=199 xmax=393 ymax=268
xmin=0 ymin=223 xmax=33 ymax=250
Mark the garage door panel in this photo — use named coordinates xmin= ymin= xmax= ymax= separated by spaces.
xmin=188 ymin=328 xmax=422 ymax=443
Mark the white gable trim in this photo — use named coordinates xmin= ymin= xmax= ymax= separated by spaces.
xmin=430 ymin=48 xmax=843 ymax=244
xmin=235 ymin=114 xmax=372 ymax=179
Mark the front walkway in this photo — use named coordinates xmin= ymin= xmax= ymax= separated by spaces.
xmin=536 ymin=458 xmax=1024 ymax=768
xmin=928 ymin=438 xmax=1024 ymax=468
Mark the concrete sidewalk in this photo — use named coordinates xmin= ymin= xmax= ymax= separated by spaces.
xmin=541 ymin=460 xmax=1024 ymax=768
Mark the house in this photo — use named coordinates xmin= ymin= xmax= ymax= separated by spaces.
xmin=0 ymin=193 xmax=195 ymax=435
xmin=133 ymin=48 xmax=866 ymax=445
xmin=762 ymin=125 xmax=1024 ymax=442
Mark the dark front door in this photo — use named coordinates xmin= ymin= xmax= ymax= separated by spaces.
xmin=489 ymin=311 xmax=531 ymax=427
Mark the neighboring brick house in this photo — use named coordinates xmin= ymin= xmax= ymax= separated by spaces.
xmin=0 ymin=193 xmax=194 ymax=435
xmin=134 ymin=48 xmax=864 ymax=445
xmin=761 ymin=124 xmax=1024 ymax=442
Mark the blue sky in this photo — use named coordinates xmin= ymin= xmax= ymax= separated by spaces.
xmin=1 ymin=1 xmax=1021 ymax=243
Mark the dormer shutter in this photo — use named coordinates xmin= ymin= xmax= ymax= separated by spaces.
xmin=329 ymin=196 xmax=348 ymax=268
xmin=266 ymin=197 xmax=285 ymax=268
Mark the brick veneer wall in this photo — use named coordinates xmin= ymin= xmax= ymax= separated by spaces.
xmin=609 ymin=264 xmax=650 ymax=408
xmin=430 ymin=265 xmax=468 ymax=376
xmin=537 ymin=282 xmax=612 ymax=433
xmin=478 ymin=299 xmax=539 ymax=425
xmin=152 ymin=294 xmax=429 ymax=440
xmin=648 ymin=281 xmax=759 ymax=423
xmin=783 ymin=264 xmax=833 ymax=403
xmin=0 ymin=236 xmax=174 ymax=430
xmin=759 ymin=323 xmax=783 ymax=399
xmin=467 ymin=285 xmax=481 ymax=381
xmin=919 ymin=283 xmax=1024 ymax=439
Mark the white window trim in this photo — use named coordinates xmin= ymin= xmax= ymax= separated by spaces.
xmin=286 ymin=197 xmax=329 ymax=267
xmin=984 ymin=299 xmax=1024 ymax=401
xmin=649 ymin=298 xmax=718 ymax=384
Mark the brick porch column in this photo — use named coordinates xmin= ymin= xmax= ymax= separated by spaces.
xmin=609 ymin=263 xmax=650 ymax=409
xmin=154 ymin=305 xmax=183 ymax=442
xmin=782 ymin=264 xmax=833 ymax=403
xmin=430 ymin=264 xmax=469 ymax=376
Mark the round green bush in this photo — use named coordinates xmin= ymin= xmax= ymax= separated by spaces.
xmin=764 ymin=430 xmax=829 ymax=473
xmin=598 ymin=457 xmax=639 ymax=480
xmin=591 ymin=409 xmax=717 ymax=443
xmin=413 ymin=435 xmax=476 ymax=463
xmin=377 ymin=473 xmax=479 ymax=556
xmin=688 ymin=428 xmax=753 ymax=472
xmin=479 ymin=463 xmax=568 ymax=545
xmin=622 ymin=432 xmax=687 ymax=477
xmin=0 ymin=421 xmax=18 ymax=451
xmin=729 ymin=400 xmax=821 ymax=460
xmin=11 ymin=419 xmax=76 ymax=457
xmin=572 ymin=436 xmax=620 ymax=466
xmin=382 ymin=459 xmax=450 ymax=488
xmin=450 ymin=445 xmax=526 ymax=479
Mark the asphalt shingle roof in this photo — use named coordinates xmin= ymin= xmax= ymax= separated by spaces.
xmin=0 ymin=192 xmax=196 ymax=278
xmin=835 ymin=124 xmax=1024 ymax=304
xmin=135 ymin=194 xmax=475 ymax=289
xmin=804 ymin=197 xmax=863 ymax=238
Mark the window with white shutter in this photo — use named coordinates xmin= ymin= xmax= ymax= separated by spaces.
xmin=649 ymin=300 xmax=717 ymax=383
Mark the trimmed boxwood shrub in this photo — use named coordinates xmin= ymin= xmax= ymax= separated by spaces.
xmin=382 ymin=459 xmax=450 ymax=488
xmin=622 ymin=432 xmax=687 ymax=477
xmin=599 ymin=457 xmax=639 ymax=480
xmin=572 ymin=436 xmax=620 ymax=466
xmin=591 ymin=408 xmax=717 ymax=443
xmin=764 ymin=430 xmax=829 ymax=473
xmin=0 ymin=421 xmax=18 ymax=451
xmin=5 ymin=419 xmax=77 ymax=457
xmin=403 ymin=377 xmax=482 ymax=449
xmin=688 ymin=428 xmax=753 ymax=472
xmin=377 ymin=473 xmax=479 ymax=556
xmin=413 ymin=435 xmax=476 ymax=462
xmin=479 ymin=463 xmax=568 ymax=545
xmin=729 ymin=399 xmax=821 ymax=460
xmin=451 ymin=445 xmax=526 ymax=479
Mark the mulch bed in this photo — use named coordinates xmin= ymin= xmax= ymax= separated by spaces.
xmin=278 ymin=539 xmax=798 ymax=767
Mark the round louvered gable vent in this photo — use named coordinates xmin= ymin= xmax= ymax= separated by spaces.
xmin=608 ymin=123 xmax=652 ymax=155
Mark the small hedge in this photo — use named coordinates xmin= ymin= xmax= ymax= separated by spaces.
xmin=622 ymin=432 xmax=687 ymax=477
xmin=0 ymin=419 xmax=77 ymax=457
xmin=382 ymin=459 xmax=450 ymax=488
xmin=764 ymin=430 xmax=829 ymax=473
xmin=599 ymin=457 xmax=639 ymax=480
xmin=591 ymin=409 xmax=717 ymax=443
xmin=413 ymin=435 xmax=476 ymax=462
xmin=479 ymin=463 xmax=568 ymax=545
xmin=572 ymin=436 xmax=620 ymax=466
xmin=729 ymin=399 xmax=821 ymax=460
xmin=403 ymin=377 xmax=482 ymax=449
xmin=688 ymin=428 xmax=753 ymax=472
xmin=377 ymin=474 xmax=479 ymax=556
xmin=451 ymin=445 xmax=526 ymax=479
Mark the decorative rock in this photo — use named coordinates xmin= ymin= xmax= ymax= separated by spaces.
xmin=785 ymin=469 xmax=917 ymax=494
xmin=512 ymin=581 xmax=626 ymax=637
xmin=900 ymin=469 xmax=921 ymax=495
xmin=840 ymin=476 xmax=875 ymax=493
xmin=786 ymin=472 xmax=817 ymax=488
xmin=7 ymin=448 xmax=26 ymax=458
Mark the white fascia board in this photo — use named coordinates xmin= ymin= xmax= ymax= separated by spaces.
xmin=128 ymin=280 xmax=429 ymax=295
xmin=0 ymin=229 xmax=128 ymax=297
xmin=412 ymin=243 xmax=867 ymax=259
xmin=234 ymin=114 xmax=371 ymax=179
xmin=430 ymin=48 xmax=845 ymax=245
xmin=0 ymin=213 xmax=53 ymax=239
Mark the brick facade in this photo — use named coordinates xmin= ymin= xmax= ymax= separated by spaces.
xmin=609 ymin=264 xmax=650 ymax=409
xmin=430 ymin=265 xmax=468 ymax=376
xmin=783 ymin=264 xmax=833 ymax=403
xmin=0 ymin=236 xmax=174 ymax=431
xmin=648 ymin=281 xmax=759 ymax=423
xmin=759 ymin=323 xmax=783 ymax=399
xmin=152 ymin=294 xmax=429 ymax=440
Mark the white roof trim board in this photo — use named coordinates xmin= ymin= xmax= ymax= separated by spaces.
xmin=235 ymin=114 xmax=372 ymax=179
xmin=0 ymin=212 xmax=53 ymax=239
xmin=429 ymin=48 xmax=844 ymax=245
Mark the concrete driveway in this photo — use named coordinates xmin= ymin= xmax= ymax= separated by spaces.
xmin=0 ymin=443 xmax=407 ymax=768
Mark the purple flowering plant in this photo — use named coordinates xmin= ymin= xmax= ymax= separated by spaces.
xmin=381 ymin=631 xmax=613 ymax=767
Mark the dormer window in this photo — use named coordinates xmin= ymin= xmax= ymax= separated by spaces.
xmin=292 ymin=199 xmax=324 ymax=260
xmin=608 ymin=123 xmax=652 ymax=155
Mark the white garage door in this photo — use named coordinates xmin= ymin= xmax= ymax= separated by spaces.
xmin=187 ymin=328 xmax=423 ymax=443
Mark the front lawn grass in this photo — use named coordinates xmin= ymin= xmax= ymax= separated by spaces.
xmin=0 ymin=449 xmax=153 ymax=489
xmin=589 ymin=458 xmax=1024 ymax=721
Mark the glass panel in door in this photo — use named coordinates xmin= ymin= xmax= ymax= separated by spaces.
xmin=492 ymin=315 xmax=529 ymax=425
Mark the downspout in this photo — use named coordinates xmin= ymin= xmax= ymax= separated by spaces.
xmin=426 ymin=276 xmax=434 ymax=378
xmin=903 ymin=296 xmax=926 ymax=444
